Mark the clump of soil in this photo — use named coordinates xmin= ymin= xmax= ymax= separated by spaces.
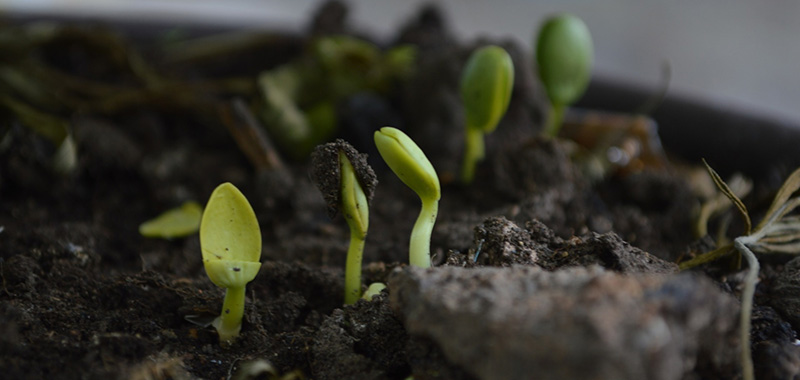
xmin=1 ymin=2 xmax=799 ymax=380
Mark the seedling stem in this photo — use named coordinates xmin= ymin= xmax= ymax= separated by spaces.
xmin=543 ymin=103 xmax=566 ymax=138
xmin=411 ymin=199 xmax=439 ymax=267
xmin=214 ymin=285 xmax=246 ymax=342
xmin=460 ymin=127 xmax=485 ymax=184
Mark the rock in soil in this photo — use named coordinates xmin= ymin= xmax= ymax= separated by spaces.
xmin=389 ymin=265 xmax=741 ymax=380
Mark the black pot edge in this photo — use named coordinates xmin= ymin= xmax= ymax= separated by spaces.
xmin=5 ymin=12 xmax=799 ymax=181
xmin=580 ymin=76 xmax=800 ymax=182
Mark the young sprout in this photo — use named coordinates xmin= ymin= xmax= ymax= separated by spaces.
xmin=374 ymin=127 xmax=440 ymax=267
xmin=199 ymin=182 xmax=262 ymax=344
xmin=310 ymin=140 xmax=377 ymax=305
xmin=139 ymin=201 xmax=203 ymax=239
xmin=362 ymin=282 xmax=386 ymax=301
xmin=535 ymin=13 xmax=593 ymax=137
xmin=460 ymin=45 xmax=514 ymax=183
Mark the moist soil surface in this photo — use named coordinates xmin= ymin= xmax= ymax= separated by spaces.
xmin=2 ymin=3 xmax=800 ymax=380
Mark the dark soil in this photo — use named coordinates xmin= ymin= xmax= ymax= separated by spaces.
xmin=2 ymin=3 xmax=800 ymax=380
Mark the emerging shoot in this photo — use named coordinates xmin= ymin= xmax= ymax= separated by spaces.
xmin=459 ymin=45 xmax=514 ymax=183
xmin=310 ymin=140 xmax=377 ymax=305
xmin=139 ymin=201 xmax=203 ymax=239
xmin=199 ymin=183 xmax=262 ymax=345
xmin=535 ymin=13 xmax=593 ymax=137
xmin=362 ymin=282 xmax=387 ymax=301
xmin=374 ymin=127 xmax=440 ymax=267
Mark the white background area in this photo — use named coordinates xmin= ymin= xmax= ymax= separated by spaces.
xmin=4 ymin=0 xmax=800 ymax=123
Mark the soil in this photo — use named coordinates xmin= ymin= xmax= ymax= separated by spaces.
xmin=2 ymin=2 xmax=800 ymax=380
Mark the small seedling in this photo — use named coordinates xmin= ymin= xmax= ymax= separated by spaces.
xmin=374 ymin=127 xmax=440 ymax=267
xmin=256 ymin=35 xmax=416 ymax=160
xmin=139 ymin=201 xmax=203 ymax=239
xmin=459 ymin=45 xmax=514 ymax=183
xmin=199 ymin=182 xmax=262 ymax=344
xmin=535 ymin=13 xmax=593 ymax=137
xmin=681 ymin=162 xmax=800 ymax=380
xmin=362 ymin=282 xmax=386 ymax=301
xmin=310 ymin=140 xmax=377 ymax=304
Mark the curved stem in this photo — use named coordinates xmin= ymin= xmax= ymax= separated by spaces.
xmin=214 ymin=285 xmax=246 ymax=344
xmin=460 ymin=127 xmax=485 ymax=184
xmin=344 ymin=232 xmax=366 ymax=305
xmin=410 ymin=198 xmax=439 ymax=267
xmin=543 ymin=102 xmax=566 ymax=138
xmin=734 ymin=236 xmax=759 ymax=380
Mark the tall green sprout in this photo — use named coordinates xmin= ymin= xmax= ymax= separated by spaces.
xmin=460 ymin=45 xmax=515 ymax=183
xmin=535 ymin=14 xmax=593 ymax=137
xmin=310 ymin=140 xmax=377 ymax=304
xmin=374 ymin=127 xmax=440 ymax=267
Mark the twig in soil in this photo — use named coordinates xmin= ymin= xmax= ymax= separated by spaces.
xmin=219 ymin=98 xmax=285 ymax=171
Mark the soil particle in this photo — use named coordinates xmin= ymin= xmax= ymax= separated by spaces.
xmin=770 ymin=256 xmax=800 ymax=329
xmin=750 ymin=306 xmax=796 ymax=346
xmin=311 ymin=296 xmax=408 ymax=379
xmin=491 ymin=136 xmax=584 ymax=201
xmin=747 ymin=305 xmax=800 ymax=378
xmin=73 ymin=117 xmax=143 ymax=171
xmin=310 ymin=139 xmax=377 ymax=219
xmin=403 ymin=336 xmax=477 ymax=380
xmin=447 ymin=216 xmax=676 ymax=274
xmin=389 ymin=265 xmax=740 ymax=380
xmin=2 ymin=254 xmax=43 ymax=296
xmin=470 ymin=216 xmax=545 ymax=267
xmin=540 ymin=231 xmax=679 ymax=274
xmin=753 ymin=341 xmax=800 ymax=380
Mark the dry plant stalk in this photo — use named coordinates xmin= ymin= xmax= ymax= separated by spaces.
xmin=682 ymin=160 xmax=800 ymax=380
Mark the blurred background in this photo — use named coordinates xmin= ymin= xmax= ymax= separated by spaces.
xmin=4 ymin=0 xmax=800 ymax=123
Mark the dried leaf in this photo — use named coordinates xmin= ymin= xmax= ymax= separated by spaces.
xmin=678 ymin=243 xmax=734 ymax=270
xmin=755 ymin=166 xmax=800 ymax=232
xmin=703 ymin=159 xmax=751 ymax=234
xmin=0 ymin=95 xmax=68 ymax=143
xmin=753 ymin=242 xmax=800 ymax=254
xmin=694 ymin=173 xmax=751 ymax=238
xmin=756 ymin=197 xmax=800 ymax=235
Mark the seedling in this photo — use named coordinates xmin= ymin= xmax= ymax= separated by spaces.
xmin=256 ymin=35 xmax=416 ymax=160
xmin=362 ymin=282 xmax=386 ymax=301
xmin=374 ymin=127 xmax=440 ymax=267
xmin=199 ymin=182 xmax=262 ymax=344
xmin=535 ymin=13 xmax=593 ymax=137
xmin=459 ymin=45 xmax=514 ymax=183
xmin=139 ymin=201 xmax=203 ymax=239
xmin=681 ymin=162 xmax=800 ymax=380
xmin=310 ymin=140 xmax=377 ymax=304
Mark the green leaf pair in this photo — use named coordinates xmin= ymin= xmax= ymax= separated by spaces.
xmin=199 ymin=183 xmax=262 ymax=345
